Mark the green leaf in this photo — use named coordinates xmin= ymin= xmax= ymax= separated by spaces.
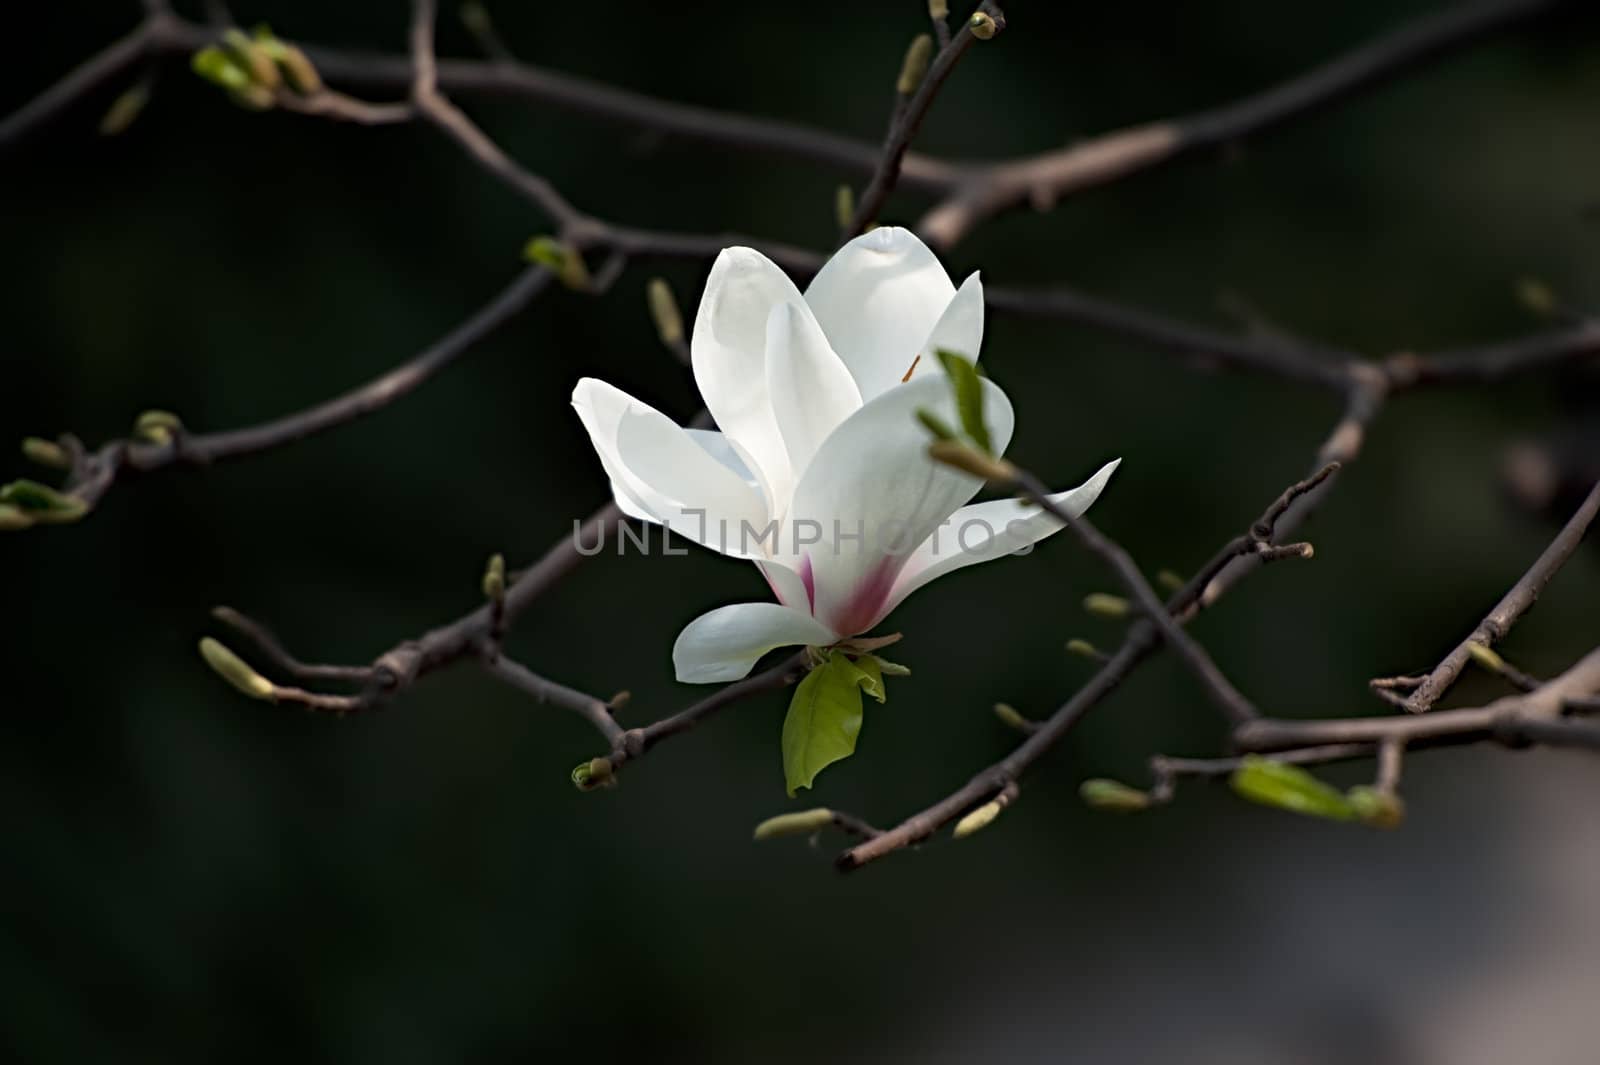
xmin=914 ymin=407 xmax=957 ymax=441
xmin=935 ymin=348 xmax=990 ymax=454
xmin=870 ymin=655 xmax=911 ymax=677
xmin=191 ymin=47 xmax=252 ymax=92
xmin=782 ymin=651 xmax=872 ymax=796
xmin=1230 ymin=755 xmax=1355 ymax=821
xmin=1079 ymin=778 xmax=1152 ymax=812
xmin=854 ymin=655 xmax=886 ymax=703
xmin=0 ymin=479 xmax=87 ymax=523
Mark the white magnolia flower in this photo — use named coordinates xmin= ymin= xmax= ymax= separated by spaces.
xmin=572 ymin=227 xmax=1119 ymax=683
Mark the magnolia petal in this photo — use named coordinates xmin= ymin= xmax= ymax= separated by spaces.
xmin=907 ymin=271 xmax=984 ymax=383
xmin=759 ymin=559 xmax=812 ymax=611
xmin=571 ymin=380 xmax=664 ymax=522
xmin=572 ymin=378 xmax=769 ymax=557
xmin=786 ymin=374 xmax=1015 ymax=635
xmin=764 ymin=300 xmax=862 ymax=486
xmin=884 ymin=459 xmax=1122 ymax=617
xmin=803 ymin=227 xmax=956 ymax=401
xmin=672 ymin=602 xmax=837 ymax=683
xmin=690 ymin=247 xmax=803 ymax=507
xmin=686 ymin=428 xmax=759 ymax=492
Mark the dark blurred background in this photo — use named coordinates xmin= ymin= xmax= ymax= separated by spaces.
xmin=5 ymin=1 xmax=1600 ymax=1062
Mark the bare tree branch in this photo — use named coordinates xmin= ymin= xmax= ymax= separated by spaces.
xmin=917 ymin=0 xmax=1570 ymax=247
xmin=1402 ymin=478 xmax=1600 ymax=712
xmin=844 ymin=3 xmax=1000 ymax=238
xmin=58 ymin=266 xmax=552 ymax=512
xmin=0 ymin=17 xmax=160 ymax=149
xmin=836 ymin=462 xmax=1328 ymax=870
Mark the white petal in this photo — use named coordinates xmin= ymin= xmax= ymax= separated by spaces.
xmin=786 ymin=374 xmax=1015 ymax=635
xmin=686 ymin=429 xmax=758 ymax=491
xmin=907 ymin=271 xmax=984 ymax=383
xmin=758 ymin=559 xmax=811 ymax=611
xmin=572 ymin=378 xmax=769 ymax=557
xmin=690 ymin=247 xmax=803 ymax=508
xmin=803 ymin=227 xmax=956 ymax=401
xmin=886 ymin=459 xmax=1121 ymax=613
xmin=570 ymin=380 xmax=662 ymax=522
xmin=672 ymin=602 xmax=837 ymax=683
xmin=764 ymin=301 xmax=862 ymax=488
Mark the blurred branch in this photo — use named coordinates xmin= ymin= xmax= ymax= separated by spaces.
xmin=839 ymin=462 xmax=1600 ymax=870
xmin=916 ymin=0 xmax=1571 ymax=248
xmin=5 ymin=0 xmax=1557 ymax=216
xmin=56 ymin=266 xmax=553 ymax=513
xmin=598 ymin=652 xmax=811 ymax=777
xmin=843 ymin=3 xmax=1000 ymax=239
xmin=836 ymin=461 xmax=1327 ymax=870
xmin=0 ymin=16 xmax=160 ymax=149
xmin=1239 ymin=647 xmax=1600 ymax=751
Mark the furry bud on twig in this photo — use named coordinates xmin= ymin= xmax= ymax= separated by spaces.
xmin=21 ymin=437 xmax=70 ymax=470
xmin=223 ymin=29 xmax=280 ymax=90
xmin=198 ymin=637 xmax=276 ymax=701
xmin=646 ymin=278 xmax=683 ymax=346
xmin=571 ymin=757 xmax=615 ymax=791
xmin=1082 ymin=592 xmax=1130 ymax=619
xmin=524 ymin=236 xmax=591 ymax=290
xmin=133 ymin=410 xmax=183 ymax=446
xmin=1347 ymin=786 xmax=1405 ymax=829
xmin=968 ymin=11 xmax=1000 ymax=39
xmin=1079 ymin=778 xmax=1152 ymax=812
xmin=992 ymin=702 xmax=1035 ymax=733
xmin=481 ymin=552 xmax=506 ymax=602
xmin=1065 ymin=638 xmax=1103 ymax=660
xmin=897 ymin=34 xmax=934 ymax=96
xmin=1513 ymin=277 xmax=1558 ymax=318
xmin=928 ymin=0 xmax=949 ymax=19
xmin=952 ymin=799 xmax=1004 ymax=839
xmin=1466 ymin=640 xmax=1507 ymax=675
xmin=99 ymin=78 xmax=152 ymax=136
xmin=753 ymin=808 xmax=834 ymax=840
xmin=834 ymin=185 xmax=855 ymax=232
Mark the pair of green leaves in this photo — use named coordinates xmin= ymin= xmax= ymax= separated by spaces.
xmin=1230 ymin=756 xmax=1403 ymax=828
xmin=916 ymin=349 xmax=992 ymax=455
xmin=0 ymin=479 xmax=87 ymax=529
xmin=781 ymin=651 xmax=887 ymax=797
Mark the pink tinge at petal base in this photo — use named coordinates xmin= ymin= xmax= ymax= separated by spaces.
xmin=799 ymin=555 xmax=816 ymax=613
xmin=826 ymin=555 xmax=901 ymax=637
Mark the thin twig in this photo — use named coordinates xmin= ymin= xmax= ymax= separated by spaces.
xmin=836 ymin=463 xmax=1327 ymax=870
xmin=843 ymin=3 xmax=999 ymax=238
xmin=1012 ymin=468 xmax=1261 ymax=727
xmin=212 ymin=606 xmax=376 ymax=685
xmin=1403 ymin=478 xmax=1600 ymax=712
xmin=0 ymin=19 xmax=158 ymax=149
xmin=917 ymin=0 xmax=1568 ymax=247
xmin=481 ymin=654 xmax=624 ymax=746
xmin=603 ymin=651 xmax=811 ymax=775
xmin=1149 ymin=743 xmax=1376 ymax=802
xmin=61 ymin=266 xmax=552 ymax=510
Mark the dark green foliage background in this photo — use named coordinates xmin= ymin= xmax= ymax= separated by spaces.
xmin=4 ymin=1 xmax=1599 ymax=1061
